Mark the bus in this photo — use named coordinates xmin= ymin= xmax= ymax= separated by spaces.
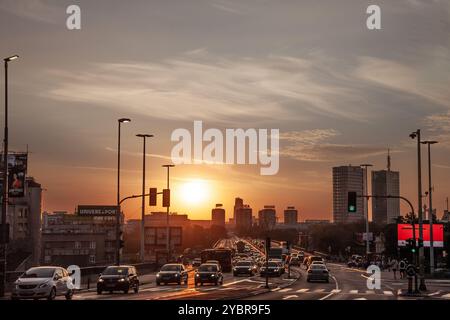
xmin=236 ymin=241 xmax=246 ymax=253
xmin=201 ymin=248 xmax=233 ymax=272
xmin=268 ymin=247 xmax=283 ymax=260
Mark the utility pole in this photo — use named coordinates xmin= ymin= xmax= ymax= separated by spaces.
xmin=162 ymin=165 xmax=175 ymax=262
xmin=410 ymin=129 xmax=426 ymax=291
xmin=360 ymin=164 xmax=373 ymax=257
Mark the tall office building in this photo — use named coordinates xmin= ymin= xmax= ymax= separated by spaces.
xmin=284 ymin=206 xmax=298 ymax=225
xmin=258 ymin=205 xmax=277 ymax=229
xmin=372 ymin=151 xmax=400 ymax=224
xmin=332 ymin=165 xmax=364 ymax=223
xmin=233 ymin=198 xmax=244 ymax=223
xmin=235 ymin=205 xmax=253 ymax=231
xmin=211 ymin=204 xmax=226 ymax=227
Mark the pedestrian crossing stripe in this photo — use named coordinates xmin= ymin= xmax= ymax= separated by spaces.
xmin=315 ymin=289 xmax=325 ymax=293
xmin=383 ymin=291 xmax=394 ymax=296
xmin=441 ymin=293 xmax=450 ymax=299
xmin=349 ymin=290 xmax=358 ymax=294
xmin=272 ymin=287 xmax=281 ymax=291
xmin=279 ymin=288 xmax=293 ymax=293
xmin=331 ymin=289 xmax=341 ymax=293
xmin=282 ymin=295 xmax=298 ymax=300
xmin=296 ymin=288 xmax=309 ymax=293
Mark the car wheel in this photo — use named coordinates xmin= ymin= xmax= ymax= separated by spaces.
xmin=156 ymin=281 xmax=161 ymax=286
xmin=123 ymin=286 xmax=129 ymax=294
xmin=47 ymin=287 xmax=56 ymax=300
xmin=97 ymin=289 xmax=102 ymax=295
xmin=65 ymin=289 xmax=73 ymax=300
xmin=177 ymin=280 xmax=181 ymax=285
xmin=134 ymin=283 xmax=139 ymax=293
xmin=214 ymin=280 xmax=218 ymax=286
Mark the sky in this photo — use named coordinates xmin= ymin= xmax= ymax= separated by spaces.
xmin=0 ymin=0 xmax=449 ymax=222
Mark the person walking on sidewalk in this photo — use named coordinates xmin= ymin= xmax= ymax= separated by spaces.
xmin=391 ymin=258 xmax=399 ymax=280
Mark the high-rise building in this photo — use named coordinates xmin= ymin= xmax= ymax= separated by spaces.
xmin=258 ymin=205 xmax=277 ymax=229
xmin=235 ymin=205 xmax=252 ymax=231
xmin=372 ymin=151 xmax=400 ymax=224
xmin=333 ymin=165 xmax=364 ymax=223
xmin=233 ymin=198 xmax=243 ymax=224
xmin=284 ymin=206 xmax=298 ymax=225
xmin=211 ymin=204 xmax=226 ymax=227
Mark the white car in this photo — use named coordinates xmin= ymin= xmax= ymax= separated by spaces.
xmin=12 ymin=266 xmax=74 ymax=300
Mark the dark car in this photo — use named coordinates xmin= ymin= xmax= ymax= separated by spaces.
xmin=97 ymin=266 xmax=139 ymax=294
xmin=156 ymin=264 xmax=188 ymax=285
xmin=289 ymin=256 xmax=301 ymax=267
xmin=233 ymin=260 xmax=257 ymax=277
xmin=260 ymin=261 xmax=283 ymax=277
xmin=307 ymin=264 xmax=329 ymax=283
xmin=195 ymin=264 xmax=223 ymax=286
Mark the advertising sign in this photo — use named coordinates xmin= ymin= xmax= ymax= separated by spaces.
xmin=78 ymin=205 xmax=119 ymax=216
xmin=0 ymin=153 xmax=28 ymax=198
xmin=397 ymin=224 xmax=444 ymax=247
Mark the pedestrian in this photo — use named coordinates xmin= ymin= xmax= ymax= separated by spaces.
xmin=391 ymin=258 xmax=398 ymax=280
xmin=399 ymin=259 xmax=406 ymax=279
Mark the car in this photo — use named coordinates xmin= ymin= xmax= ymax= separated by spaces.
xmin=311 ymin=261 xmax=325 ymax=266
xmin=260 ymin=261 xmax=283 ymax=277
xmin=291 ymin=253 xmax=298 ymax=259
xmin=289 ymin=256 xmax=301 ymax=267
xmin=192 ymin=258 xmax=202 ymax=268
xmin=97 ymin=265 xmax=139 ymax=294
xmin=156 ymin=264 xmax=188 ymax=285
xmin=12 ymin=266 xmax=74 ymax=300
xmin=307 ymin=264 xmax=330 ymax=283
xmin=233 ymin=260 xmax=257 ymax=276
xmin=306 ymin=256 xmax=324 ymax=268
xmin=195 ymin=263 xmax=223 ymax=286
xmin=206 ymin=260 xmax=220 ymax=267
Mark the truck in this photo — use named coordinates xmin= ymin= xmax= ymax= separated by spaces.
xmin=236 ymin=240 xmax=246 ymax=254
xmin=200 ymin=248 xmax=233 ymax=272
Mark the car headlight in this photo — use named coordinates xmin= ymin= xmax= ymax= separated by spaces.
xmin=248 ymin=268 xmax=252 ymax=271
xmin=233 ymin=267 xmax=237 ymax=271
xmin=211 ymin=274 xmax=215 ymax=277
xmin=118 ymin=278 xmax=126 ymax=282
xmin=195 ymin=273 xmax=200 ymax=278
xmin=98 ymin=278 xmax=104 ymax=282
xmin=156 ymin=274 xmax=160 ymax=278
xmin=274 ymin=268 xmax=279 ymax=272
xmin=175 ymin=273 xmax=180 ymax=277
xmin=39 ymin=282 xmax=50 ymax=288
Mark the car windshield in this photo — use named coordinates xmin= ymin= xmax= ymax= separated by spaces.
xmin=22 ymin=268 xmax=55 ymax=278
xmin=103 ymin=267 xmax=129 ymax=275
xmin=268 ymin=262 xmax=278 ymax=268
xmin=311 ymin=265 xmax=326 ymax=270
xmin=198 ymin=264 xmax=218 ymax=272
xmin=237 ymin=261 xmax=252 ymax=267
xmin=161 ymin=265 xmax=181 ymax=272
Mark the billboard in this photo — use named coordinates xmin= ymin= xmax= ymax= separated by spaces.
xmin=78 ymin=205 xmax=119 ymax=216
xmin=0 ymin=153 xmax=28 ymax=198
xmin=145 ymin=227 xmax=182 ymax=246
xmin=397 ymin=224 xmax=444 ymax=247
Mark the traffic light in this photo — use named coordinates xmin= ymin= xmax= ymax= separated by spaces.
xmin=348 ymin=192 xmax=357 ymax=213
xmin=162 ymin=189 xmax=170 ymax=208
xmin=149 ymin=188 xmax=157 ymax=206
xmin=406 ymin=238 xmax=416 ymax=253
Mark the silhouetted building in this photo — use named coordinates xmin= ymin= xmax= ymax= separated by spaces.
xmin=333 ymin=165 xmax=364 ymax=223
xmin=258 ymin=205 xmax=277 ymax=229
xmin=235 ymin=205 xmax=253 ymax=231
xmin=284 ymin=206 xmax=298 ymax=225
xmin=233 ymin=198 xmax=244 ymax=224
xmin=211 ymin=204 xmax=225 ymax=227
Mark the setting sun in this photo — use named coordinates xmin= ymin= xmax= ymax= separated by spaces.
xmin=179 ymin=179 xmax=210 ymax=205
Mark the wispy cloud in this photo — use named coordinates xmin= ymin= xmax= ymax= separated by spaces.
xmin=0 ymin=0 xmax=62 ymax=24
xmin=42 ymin=53 xmax=378 ymax=125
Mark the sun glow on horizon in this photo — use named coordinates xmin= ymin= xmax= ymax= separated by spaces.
xmin=179 ymin=179 xmax=210 ymax=205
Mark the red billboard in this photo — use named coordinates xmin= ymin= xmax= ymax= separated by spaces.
xmin=397 ymin=224 xmax=444 ymax=247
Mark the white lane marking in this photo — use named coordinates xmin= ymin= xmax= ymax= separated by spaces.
xmin=427 ymin=291 xmax=441 ymax=296
xmin=441 ymin=293 xmax=450 ymax=299
xmin=279 ymin=288 xmax=293 ymax=293
xmin=296 ymin=288 xmax=309 ymax=293
xmin=272 ymin=287 xmax=281 ymax=291
xmin=366 ymin=290 xmax=375 ymax=294
xmin=283 ymin=295 xmax=298 ymax=300
xmin=319 ymin=275 xmax=339 ymax=300
xmin=314 ymin=289 xmax=325 ymax=293
xmin=331 ymin=289 xmax=341 ymax=293
xmin=383 ymin=291 xmax=394 ymax=296
xmin=349 ymin=290 xmax=359 ymax=294
xmin=354 ymin=297 xmax=367 ymax=300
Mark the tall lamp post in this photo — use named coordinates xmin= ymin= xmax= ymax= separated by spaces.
xmin=1 ymin=55 xmax=19 ymax=298
xmin=136 ymin=134 xmax=153 ymax=262
xmin=116 ymin=118 xmax=131 ymax=266
xmin=360 ymin=164 xmax=373 ymax=256
xmin=422 ymin=140 xmax=437 ymax=275
xmin=410 ymin=129 xmax=426 ymax=291
xmin=162 ymin=164 xmax=175 ymax=261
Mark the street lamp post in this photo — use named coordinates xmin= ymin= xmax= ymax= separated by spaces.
xmin=136 ymin=134 xmax=153 ymax=263
xmin=1 ymin=55 xmax=19 ymax=298
xmin=162 ymin=164 xmax=175 ymax=261
xmin=360 ymin=164 xmax=373 ymax=257
xmin=422 ymin=140 xmax=437 ymax=275
xmin=410 ymin=130 xmax=426 ymax=291
xmin=116 ymin=118 xmax=131 ymax=266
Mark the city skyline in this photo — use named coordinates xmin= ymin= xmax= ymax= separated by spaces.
xmin=1 ymin=0 xmax=449 ymax=222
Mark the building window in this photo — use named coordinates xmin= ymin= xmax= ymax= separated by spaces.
xmin=89 ymin=255 xmax=96 ymax=264
xmin=89 ymin=241 xmax=96 ymax=249
xmin=74 ymin=241 xmax=81 ymax=249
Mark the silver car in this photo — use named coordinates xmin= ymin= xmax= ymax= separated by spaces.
xmin=306 ymin=264 xmax=330 ymax=283
xmin=12 ymin=266 xmax=74 ymax=300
